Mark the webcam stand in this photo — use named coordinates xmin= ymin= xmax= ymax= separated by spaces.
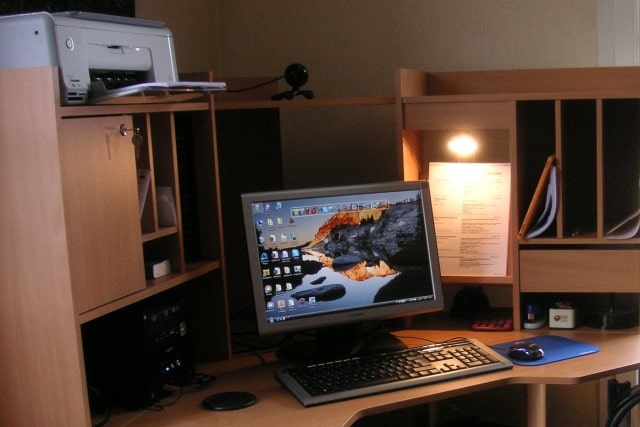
xmin=271 ymin=86 xmax=314 ymax=100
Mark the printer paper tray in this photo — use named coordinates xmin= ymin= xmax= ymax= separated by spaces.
xmin=90 ymin=81 xmax=226 ymax=105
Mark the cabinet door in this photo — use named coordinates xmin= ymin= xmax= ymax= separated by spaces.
xmin=59 ymin=116 xmax=145 ymax=313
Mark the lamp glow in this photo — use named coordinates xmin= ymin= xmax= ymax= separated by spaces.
xmin=447 ymin=134 xmax=478 ymax=157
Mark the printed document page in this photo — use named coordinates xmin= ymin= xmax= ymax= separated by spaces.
xmin=429 ymin=162 xmax=511 ymax=276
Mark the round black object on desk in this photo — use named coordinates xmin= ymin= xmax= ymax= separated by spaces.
xmin=202 ymin=391 xmax=257 ymax=411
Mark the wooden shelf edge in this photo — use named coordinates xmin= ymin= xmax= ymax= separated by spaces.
xmin=519 ymin=237 xmax=640 ymax=246
xmin=521 ymin=287 xmax=640 ymax=294
xmin=216 ymin=96 xmax=395 ymax=110
xmin=522 ymin=325 xmax=640 ymax=334
xmin=61 ymin=101 xmax=210 ymax=118
xmin=77 ymin=260 xmax=220 ymax=324
xmin=403 ymin=90 xmax=640 ymax=104
xmin=442 ymin=275 xmax=513 ymax=286
xmin=142 ymin=226 xmax=179 ymax=242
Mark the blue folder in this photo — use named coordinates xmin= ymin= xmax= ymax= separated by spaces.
xmin=492 ymin=335 xmax=600 ymax=366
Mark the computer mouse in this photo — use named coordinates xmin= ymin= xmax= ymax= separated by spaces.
xmin=507 ymin=341 xmax=545 ymax=361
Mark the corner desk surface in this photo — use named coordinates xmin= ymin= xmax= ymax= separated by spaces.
xmin=111 ymin=329 xmax=640 ymax=426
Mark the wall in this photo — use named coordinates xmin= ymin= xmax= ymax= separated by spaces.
xmin=137 ymin=0 xmax=598 ymax=94
xmin=598 ymin=0 xmax=640 ymax=65
xmin=136 ymin=0 xmax=598 ymax=188
xmin=135 ymin=0 xmax=221 ymax=75
xmin=217 ymin=0 xmax=598 ymax=97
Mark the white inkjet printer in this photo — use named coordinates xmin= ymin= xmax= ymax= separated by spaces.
xmin=0 ymin=11 xmax=202 ymax=105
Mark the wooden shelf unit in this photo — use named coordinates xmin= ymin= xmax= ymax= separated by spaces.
xmin=0 ymin=66 xmax=231 ymax=425
xmin=59 ymin=95 xmax=227 ymax=333
xmin=0 ymin=66 xmax=399 ymax=425
xmin=396 ymin=67 xmax=640 ymax=328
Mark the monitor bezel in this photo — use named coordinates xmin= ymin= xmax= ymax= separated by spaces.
xmin=240 ymin=180 xmax=444 ymax=337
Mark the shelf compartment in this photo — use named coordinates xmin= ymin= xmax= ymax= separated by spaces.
xmin=520 ymin=291 xmax=640 ymax=331
xmin=133 ymin=114 xmax=157 ymax=233
xmin=400 ymin=98 xmax=516 ymax=289
xmin=560 ymin=100 xmax=597 ymax=238
xmin=175 ymin=110 xmax=221 ymax=263
xmin=143 ymin=232 xmax=185 ymax=274
xmin=77 ymin=260 xmax=221 ymax=324
xmin=602 ymin=99 xmax=640 ymax=237
xmin=516 ymin=100 xmax=557 ymax=238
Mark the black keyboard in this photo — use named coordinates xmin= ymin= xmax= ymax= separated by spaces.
xmin=275 ymin=338 xmax=513 ymax=407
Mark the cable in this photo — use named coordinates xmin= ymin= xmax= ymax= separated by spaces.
xmin=141 ymin=373 xmax=216 ymax=412
xmin=606 ymin=385 xmax=640 ymax=427
xmin=88 ymin=385 xmax=111 ymax=427
xmin=225 ymin=76 xmax=283 ymax=93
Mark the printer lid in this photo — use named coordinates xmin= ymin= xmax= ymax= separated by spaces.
xmin=53 ymin=11 xmax=166 ymax=29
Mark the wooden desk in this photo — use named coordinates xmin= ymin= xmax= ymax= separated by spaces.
xmin=108 ymin=330 xmax=640 ymax=426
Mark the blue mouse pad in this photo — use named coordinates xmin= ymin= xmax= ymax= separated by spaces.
xmin=491 ymin=335 xmax=600 ymax=366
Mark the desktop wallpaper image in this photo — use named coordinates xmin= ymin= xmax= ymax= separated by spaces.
xmin=251 ymin=189 xmax=436 ymax=324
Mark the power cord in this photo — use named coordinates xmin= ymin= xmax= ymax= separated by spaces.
xmin=225 ymin=76 xmax=283 ymax=93
xmin=224 ymin=63 xmax=314 ymax=100
xmin=88 ymin=386 xmax=111 ymax=427
xmin=141 ymin=373 xmax=217 ymax=412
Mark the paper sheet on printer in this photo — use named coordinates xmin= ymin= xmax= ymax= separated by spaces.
xmin=90 ymin=81 xmax=227 ymax=104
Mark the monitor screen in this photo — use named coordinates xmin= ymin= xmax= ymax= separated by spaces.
xmin=241 ymin=181 xmax=443 ymax=358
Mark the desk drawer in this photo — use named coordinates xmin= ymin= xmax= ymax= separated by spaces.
xmin=519 ymin=249 xmax=640 ymax=292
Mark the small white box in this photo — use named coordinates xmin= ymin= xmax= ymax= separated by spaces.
xmin=549 ymin=307 xmax=576 ymax=329
xmin=145 ymin=258 xmax=171 ymax=279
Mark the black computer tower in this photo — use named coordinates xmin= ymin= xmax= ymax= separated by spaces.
xmin=82 ymin=298 xmax=195 ymax=410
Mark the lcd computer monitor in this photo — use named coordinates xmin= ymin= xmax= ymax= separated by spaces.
xmin=241 ymin=181 xmax=444 ymax=360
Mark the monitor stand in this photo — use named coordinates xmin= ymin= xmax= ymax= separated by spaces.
xmin=276 ymin=324 xmax=407 ymax=363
